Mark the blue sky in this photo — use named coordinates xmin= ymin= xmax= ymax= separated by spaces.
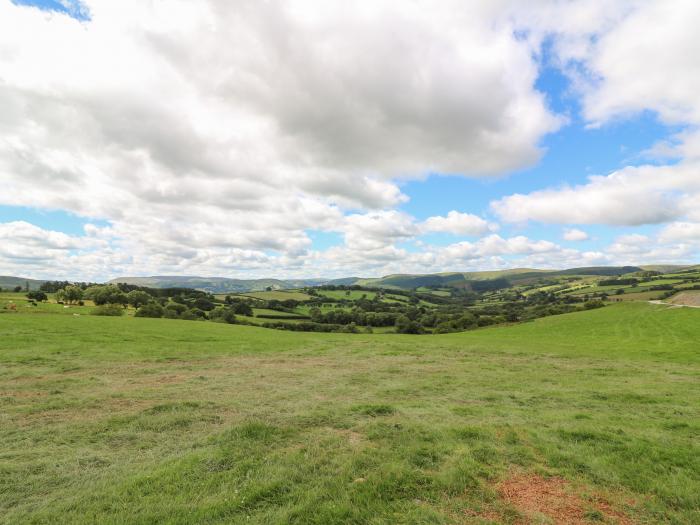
xmin=1 ymin=1 xmax=699 ymax=280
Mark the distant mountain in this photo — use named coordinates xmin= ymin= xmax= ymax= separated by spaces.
xmin=108 ymin=275 xmax=330 ymax=293
xmin=352 ymin=266 xmax=648 ymax=290
xmin=3 ymin=264 xmax=693 ymax=295
xmin=109 ymin=266 xmax=659 ymax=293
xmin=0 ymin=276 xmax=46 ymax=291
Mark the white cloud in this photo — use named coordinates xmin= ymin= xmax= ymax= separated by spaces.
xmin=491 ymin=163 xmax=698 ymax=226
xmin=1 ymin=1 xmax=699 ymax=279
xmin=563 ymin=228 xmax=589 ymax=241
xmin=0 ymin=0 xmax=561 ymax=275
xmin=658 ymin=222 xmax=700 ymax=243
xmin=569 ymin=0 xmax=700 ymax=126
xmin=341 ymin=210 xmax=418 ymax=252
xmin=422 ymin=211 xmax=496 ymax=236
xmin=490 ymin=0 xmax=700 ymax=233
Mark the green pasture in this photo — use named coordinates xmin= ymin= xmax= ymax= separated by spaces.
xmin=316 ymin=290 xmax=378 ymax=301
xmin=0 ymin=303 xmax=698 ymax=524
xmin=239 ymin=290 xmax=314 ymax=302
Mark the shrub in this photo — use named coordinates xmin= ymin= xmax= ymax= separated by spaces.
xmin=92 ymin=304 xmax=125 ymax=316
xmin=135 ymin=302 xmax=165 ymax=318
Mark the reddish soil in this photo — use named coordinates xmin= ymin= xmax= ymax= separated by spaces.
xmin=477 ymin=473 xmax=635 ymax=524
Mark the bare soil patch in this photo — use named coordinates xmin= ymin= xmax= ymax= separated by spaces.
xmin=490 ymin=473 xmax=634 ymax=524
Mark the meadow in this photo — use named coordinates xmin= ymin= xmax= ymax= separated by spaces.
xmin=0 ymin=303 xmax=698 ymax=524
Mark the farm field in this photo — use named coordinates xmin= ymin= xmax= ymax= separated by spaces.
xmin=237 ymin=290 xmax=314 ymax=302
xmin=1 ymin=303 xmax=698 ymax=524
xmin=667 ymin=291 xmax=700 ymax=307
xmin=317 ymin=289 xmax=379 ymax=301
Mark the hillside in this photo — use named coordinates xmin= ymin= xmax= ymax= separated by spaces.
xmin=354 ymin=266 xmax=647 ymax=290
xmin=0 ymin=275 xmax=46 ymax=291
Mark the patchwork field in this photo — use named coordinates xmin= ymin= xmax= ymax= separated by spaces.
xmin=1 ymin=303 xmax=698 ymax=524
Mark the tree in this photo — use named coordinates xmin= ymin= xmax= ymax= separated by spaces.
xmin=40 ymin=281 xmax=70 ymax=293
xmin=309 ymin=306 xmax=322 ymax=323
xmin=193 ymin=297 xmax=215 ymax=311
xmin=165 ymin=303 xmax=188 ymax=315
xmin=232 ymin=302 xmax=253 ymax=316
xmin=126 ymin=290 xmax=152 ymax=308
xmin=211 ymin=308 xmax=237 ymax=324
xmin=56 ymin=285 xmax=83 ymax=305
xmin=26 ymin=291 xmax=48 ymax=302
xmin=135 ymin=302 xmax=164 ymax=318
xmin=13 ymin=286 xmax=22 ymax=293
xmin=84 ymin=285 xmax=128 ymax=307
xmin=395 ymin=314 xmax=422 ymax=334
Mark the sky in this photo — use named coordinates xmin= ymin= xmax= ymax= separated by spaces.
xmin=1 ymin=0 xmax=699 ymax=281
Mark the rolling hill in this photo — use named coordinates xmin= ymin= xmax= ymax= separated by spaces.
xmin=107 ymin=265 xmax=696 ymax=293
xmin=0 ymin=276 xmax=46 ymax=291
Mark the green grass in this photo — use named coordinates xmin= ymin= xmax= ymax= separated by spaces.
xmin=0 ymin=303 xmax=698 ymax=524
xmin=317 ymin=290 xmax=378 ymax=301
xmin=252 ymin=308 xmax=309 ymax=319
xmin=0 ymin=292 xmax=104 ymax=316
xmin=239 ymin=290 xmax=314 ymax=301
xmin=606 ymin=290 xmax=666 ymax=301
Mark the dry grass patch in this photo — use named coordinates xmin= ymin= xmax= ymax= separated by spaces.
xmin=483 ymin=472 xmax=635 ymax=525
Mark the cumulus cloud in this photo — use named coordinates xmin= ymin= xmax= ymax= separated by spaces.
xmin=0 ymin=0 xmax=561 ymax=274
xmin=1 ymin=0 xmax=699 ymax=279
xmin=490 ymin=0 xmax=700 ymax=234
xmin=569 ymin=0 xmax=700 ymax=126
xmin=422 ymin=211 xmax=496 ymax=236
xmin=563 ymin=228 xmax=589 ymax=241
xmin=658 ymin=222 xmax=700 ymax=243
xmin=491 ymin=163 xmax=697 ymax=226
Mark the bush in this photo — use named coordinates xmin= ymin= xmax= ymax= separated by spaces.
xmin=135 ymin=302 xmax=165 ymax=318
xmin=92 ymin=304 xmax=124 ymax=316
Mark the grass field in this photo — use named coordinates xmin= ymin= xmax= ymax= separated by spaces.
xmin=240 ymin=290 xmax=314 ymax=301
xmin=252 ymin=308 xmax=309 ymax=319
xmin=317 ymin=290 xmax=379 ymax=301
xmin=1 ymin=303 xmax=698 ymax=524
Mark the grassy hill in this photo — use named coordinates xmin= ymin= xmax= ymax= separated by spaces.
xmin=0 ymin=302 xmax=698 ymax=523
xmin=0 ymin=275 xmax=46 ymax=291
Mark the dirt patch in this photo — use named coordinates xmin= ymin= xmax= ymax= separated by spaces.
xmin=487 ymin=473 xmax=634 ymax=524
xmin=325 ymin=427 xmax=366 ymax=447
